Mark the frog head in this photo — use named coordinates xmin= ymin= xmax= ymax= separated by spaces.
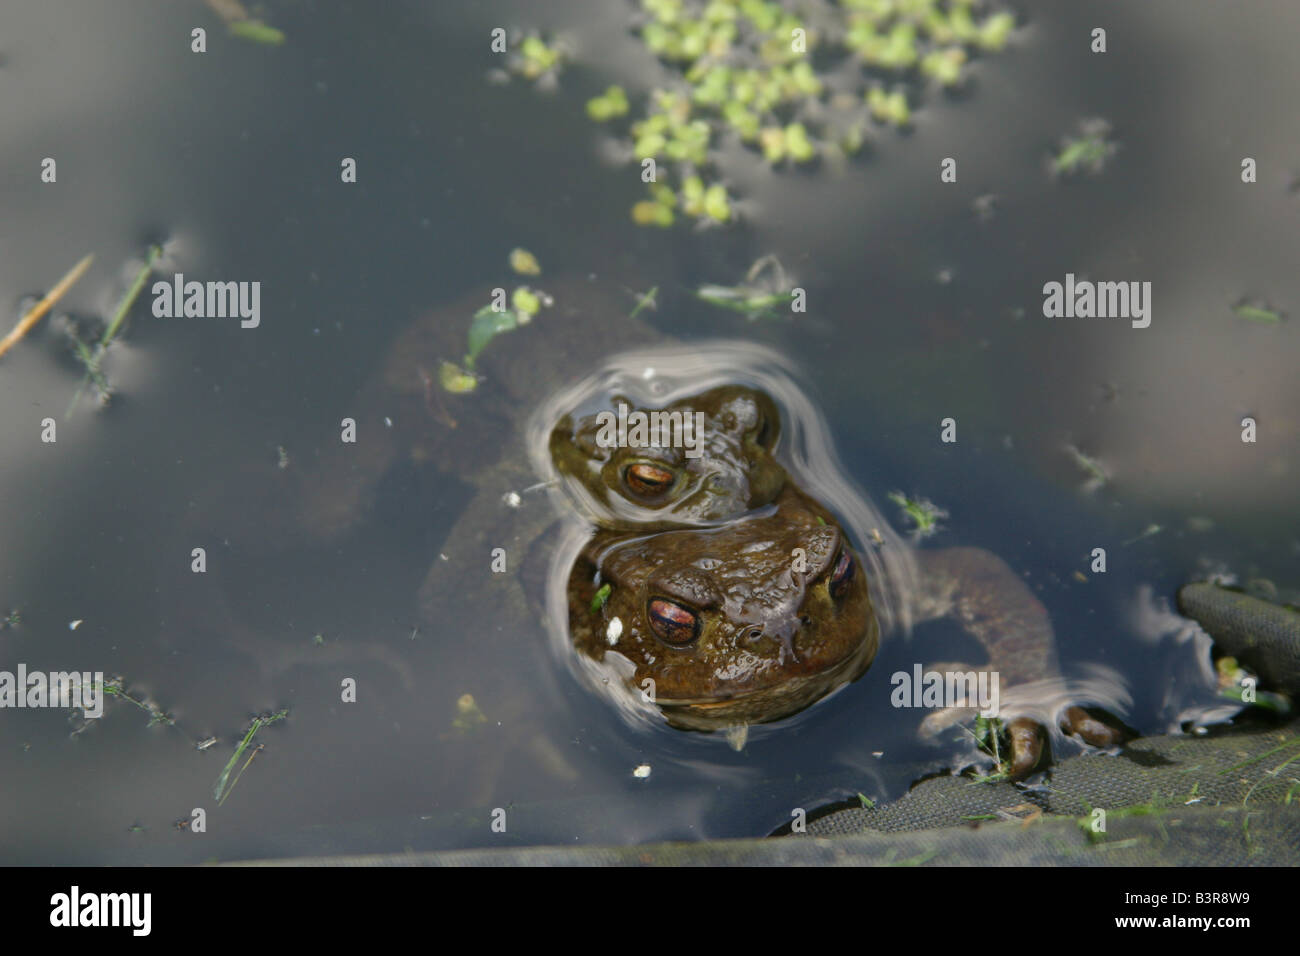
xmin=549 ymin=385 xmax=788 ymax=528
xmin=569 ymin=486 xmax=878 ymax=730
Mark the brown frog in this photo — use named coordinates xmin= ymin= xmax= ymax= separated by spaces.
xmin=287 ymin=275 xmax=1122 ymax=790
xmin=568 ymin=484 xmax=875 ymax=730
xmin=559 ymin=397 xmax=1126 ymax=778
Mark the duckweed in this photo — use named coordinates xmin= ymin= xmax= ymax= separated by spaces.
xmin=1052 ymin=118 xmax=1118 ymax=177
xmin=588 ymin=0 xmax=1018 ymax=225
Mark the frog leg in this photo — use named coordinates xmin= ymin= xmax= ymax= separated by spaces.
xmin=913 ymin=547 xmax=1123 ymax=777
xmin=913 ymin=658 xmax=1044 ymax=776
xmin=417 ymin=456 xmax=582 ymax=797
xmin=1058 ymin=705 xmax=1125 ymax=747
xmin=914 ymin=547 xmax=1063 ymax=685
xmin=914 ymin=660 xmax=986 ymax=738
xmin=291 ymin=287 xmax=525 ymax=540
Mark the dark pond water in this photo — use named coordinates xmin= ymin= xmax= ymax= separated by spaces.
xmin=0 ymin=0 xmax=1296 ymax=863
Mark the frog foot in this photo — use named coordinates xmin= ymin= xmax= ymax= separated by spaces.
xmin=1006 ymin=717 xmax=1047 ymax=779
xmin=1059 ymin=704 xmax=1128 ymax=748
xmin=918 ymin=707 xmax=1046 ymax=780
xmin=921 ymin=708 xmax=1118 ymax=781
xmin=1006 ymin=706 xmax=1128 ymax=779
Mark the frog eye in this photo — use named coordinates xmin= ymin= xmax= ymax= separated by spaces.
xmin=647 ymin=598 xmax=700 ymax=646
xmin=625 ymin=462 xmax=676 ymax=499
xmin=829 ymin=548 xmax=855 ymax=600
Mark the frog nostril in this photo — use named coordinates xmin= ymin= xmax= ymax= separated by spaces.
xmin=799 ymin=615 xmax=811 ymax=627
xmin=744 ymin=626 xmax=764 ymax=643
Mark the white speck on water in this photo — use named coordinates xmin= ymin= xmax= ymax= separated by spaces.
xmin=503 ymin=491 xmax=522 ymax=508
xmin=633 ymin=764 xmax=652 ymax=779
xmin=69 ymin=620 xmax=83 ymax=631
xmin=642 ymin=367 xmax=655 ymax=379
xmin=384 ymin=417 xmax=393 ymax=428
xmin=606 ymin=617 xmax=623 ymax=645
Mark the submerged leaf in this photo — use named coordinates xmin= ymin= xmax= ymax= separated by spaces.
xmin=509 ymin=248 xmax=542 ymax=275
xmin=229 ymin=19 xmax=285 ymax=45
xmin=439 ymin=360 xmax=478 ymax=394
xmin=466 ymin=305 xmax=519 ymax=367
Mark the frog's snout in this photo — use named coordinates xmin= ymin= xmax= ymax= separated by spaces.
xmin=741 ymin=617 xmax=804 ymax=664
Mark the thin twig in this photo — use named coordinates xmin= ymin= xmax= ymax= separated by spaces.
xmin=0 ymin=254 xmax=94 ymax=360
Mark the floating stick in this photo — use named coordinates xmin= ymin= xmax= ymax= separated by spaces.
xmin=0 ymin=254 xmax=94 ymax=360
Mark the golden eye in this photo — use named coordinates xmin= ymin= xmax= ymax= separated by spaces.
xmin=829 ymin=549 xmax=855 ymax=600
xmin=647 ymin=598 xmax=700 ymax=646
xmin=625 ymin=462 xmax=676 ymax=498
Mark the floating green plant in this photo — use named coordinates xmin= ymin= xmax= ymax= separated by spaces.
xmin=1064 ymin=443 xmax=1109 ymax=491
xmin=512 ymin=286 xmax=543 ymax=319
xmin=439 ymin=360 xmax=478 ymax=394
xmin=866 ymin=87 xmax=911 ymax=126
xmin=1052 ymin=118 xmax=1118 ymax=177
xmin=587 ymin=85 xmax=630 ymax=121
xmin=697 ymin=283 xmax=793 ymax=318
xmin=214 ymin=710 xmax=288 ymax=806
xmin=632 ymin=183 xmax=679 ymax=227
xmin=627 ymin=285 xmax=660 ymax=319
xmin=509 ymin=247 xmax=542 ymax=275
xmin=228 ymin=19 xmax=285 ymax=45
xmin=99 ymin=675 xmax=175 ymax=728
xmin=443 ymin=256 xmax=558 ymax=391
xmin=888 ymin=491 xmax=947 ymax=538
xmin=66 ymin=245 xmax=161 ymax=414
xmin=515 ymin=34 xmax=565 ymax=81
xmin=466 ymin=305 xmax=518 ymax=367
xmin=696 ymin=254 xmax=796 ymax=320
xmin=571 ymin=0 xmax=1017 ymax=225
xmin=1232 ymin=299 xmax=1284 ymax=324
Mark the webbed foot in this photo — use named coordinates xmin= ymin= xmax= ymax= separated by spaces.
xmin=1005 ymin=706 xmax=1128 ymax=779
xmin=1006 ymin=717 xmax=1046 ymax=779
xmin=1060 ymin=704 xmax=1128 ymax=748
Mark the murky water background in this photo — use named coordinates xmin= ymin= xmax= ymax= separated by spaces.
xmin=1 ymin=0 xmax=1296 ymax=862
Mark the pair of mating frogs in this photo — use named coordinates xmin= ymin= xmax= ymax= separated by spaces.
xmin=295 ymin=276 xmax=1125 ymax=784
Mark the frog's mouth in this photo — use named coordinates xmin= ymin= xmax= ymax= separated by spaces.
xmin=652 ymin=622 xmax=879 ymax=732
